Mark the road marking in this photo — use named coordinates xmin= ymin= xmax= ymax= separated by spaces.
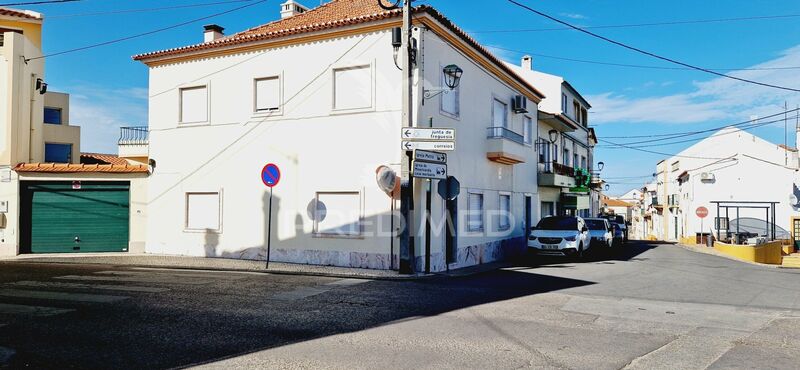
xmin=0 ymin=289 xmax=129 ymax=303
xmin=55 ymin=275 xmax=212 ymax=285
xmin=0 ymin=303 xmax=75 ymax=316
xmin=95 ymin=270 xmax=246 ymax=280
xmin=8 ymin=281 xmax=169 ymax=293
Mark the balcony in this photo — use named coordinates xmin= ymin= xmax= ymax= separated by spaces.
xmin=538 ymin=161 xmax=576 ymax=188
xmin=118 ymin=126 xmax=149 ymax=162
xmin=486 ymin=127 xmax=527 ymax=165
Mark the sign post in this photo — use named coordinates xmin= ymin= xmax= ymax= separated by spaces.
xmin=696 ymin=206 xmax=709 ymax=246
xmin=261 ymin=163 xmax=281 ymax=268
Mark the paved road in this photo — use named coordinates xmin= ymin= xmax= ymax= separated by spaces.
xmin=0 ymin=241 xmax=798 ymax=369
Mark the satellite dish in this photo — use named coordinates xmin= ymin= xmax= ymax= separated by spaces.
xmin=375 ymin=165 xmax=399 ymax=196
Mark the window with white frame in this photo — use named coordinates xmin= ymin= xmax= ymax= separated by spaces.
xmin=314 ymin=192 xmax=362 ymax=236
xmin=333 ymin=65 xmax=372 ymax=111
xmin=440 ymin=68 xmax=460 ymax=117
xmin=492 ymin=98 xmax=507 ymax=128
xmin=561 ymin=93 xmax=568 ymax=113
xmin=255 ymin=76 xmax=281 ymax=112
xmin=467 ymin=192 xmax=484 ymax=231
xmin=538 ymin=140 xmax=550 ymax=163
xmin=564 ymin=147 xmax=570 ymax=167
xmin=180 ymin=86 xmax=208 ymax=123
xmin=523 ymin=116 xmax=533 ymax=145
xmin=499 ymin=193 xmax=511 ymax=230
xmin=185 ymin=192 xmax=221 ymax=231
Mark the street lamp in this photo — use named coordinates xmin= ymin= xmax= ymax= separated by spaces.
xmin=548 ymin=129 xmax=558 ymax=144
xmin=597 ymin=161 xmax=605 ymax=171
xmin=604 ymin=184 xmax=610 ymax=191
xmin=423 ymin=64 xmax=464 ymax=99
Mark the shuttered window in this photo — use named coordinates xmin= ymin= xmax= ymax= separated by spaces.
xmin=468 ymin=192 xmax=484 ymax=231
xmin=180 ymin=86 xmax=208 ymax=123
xmin=186 ymin=192 xmax=221 ymax=231
xmin=499 ymin=194 xmax=511 ymax=230
xmin=333 ymin=65 xmax=371 ymax=110
xmin=255 ymin=77 xmax=280 ymax=112
xmin=492 ymin=98 xmax=507 ymax=128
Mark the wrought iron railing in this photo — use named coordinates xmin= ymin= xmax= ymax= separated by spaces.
xmin=487 ymin=126 xmax=525 ymax=145
xmin=118 ymin=126 xmax=149 ymax=145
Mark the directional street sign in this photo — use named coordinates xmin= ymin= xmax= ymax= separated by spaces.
xmin=401 ymin=128 xmax=455 ymax=141
xmin=412 ymin=161 xmax=447 ymax=180
xmin=414 ymin=150 xmax=447 ymax=164
xmin=402 ymin=141 xmax=455 ymax=151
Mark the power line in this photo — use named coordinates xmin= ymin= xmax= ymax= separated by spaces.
xmin=0 ymin=0 xmax=77 ymax=5
xmin=472 ymin=13 xmax=800 ymax=33
xmin=487 ymin=44 xmax=800 ymax=72
xmin=25 ymin=0 xmax=269 ymax=61
xmin=48 ymin=0 xmax=257 ymax=19
xmin=598 ymin=107 xmax=800 ymax=142
xmin=507 ymin=0 xmax=800 ymax=93
xmin=598 ymin=138 xmax=730 ymax=160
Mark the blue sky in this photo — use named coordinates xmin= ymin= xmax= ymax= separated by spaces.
xmin=20 ymin=0 xmax=800 ymax=195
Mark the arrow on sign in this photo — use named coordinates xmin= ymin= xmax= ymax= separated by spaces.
xmin=404 ymin=129 xmax=412 ymax=138
xmin=404 ymin=141 xmax=414 ymax=150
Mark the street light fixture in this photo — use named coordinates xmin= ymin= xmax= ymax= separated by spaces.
xmin=597 ymin=161 xmax=605 ymax=171
xmin=548 ymin=129 xmax=558 ymax=144
xmin=423 ymin=64 xmax=463 ymax=99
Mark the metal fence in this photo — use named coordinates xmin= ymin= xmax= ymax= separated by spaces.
xmin=118 ymin=126 xmax=149 ymax=145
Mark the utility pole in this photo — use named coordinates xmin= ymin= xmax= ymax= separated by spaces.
xmin=398 ymin=0 xmax=415 ymax=274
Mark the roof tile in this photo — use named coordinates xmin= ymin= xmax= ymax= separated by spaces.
xmin=14 ymin=162 xmax=148 ymax=174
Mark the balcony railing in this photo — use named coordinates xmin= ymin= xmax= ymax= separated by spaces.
xmin=487 ymin=127 xmax=525 ymax=145
xmin=552 ymin=162 xmax=575 ymax=177
xmin=118 ymin=126 xmax=149 ymax=145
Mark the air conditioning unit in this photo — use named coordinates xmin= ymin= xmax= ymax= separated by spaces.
xmin=512 ymin=95 xmax=528 ymax=113
xmin=700 ymin=172 xmax=715 ymax=183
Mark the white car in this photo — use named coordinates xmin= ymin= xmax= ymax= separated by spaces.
xmin=528 ymin=216 xmax=590 ymax=258
xmin=584 ymin=218 xmax=613 ymax=249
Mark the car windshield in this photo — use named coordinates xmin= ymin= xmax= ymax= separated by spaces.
xmin=536 ymin=217 xmax=577 ymax=230
xmin=585 ymin=220 xmax=607 ymax=230
xmin=615 ymin=216 xmax=625 ymax=224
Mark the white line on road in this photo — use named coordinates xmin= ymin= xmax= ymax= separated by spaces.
xmin=0 ymin=289 xmax=129 ymax=303
xmin=8 ymin=281 xmax=169 ymax=293
xmin=55 ymin=275 xmax=212 ymax=285
xmin=95 ymin=270 xmax=247 ymax=280
xmin=0 ymin=303 xmax=75 ymax=316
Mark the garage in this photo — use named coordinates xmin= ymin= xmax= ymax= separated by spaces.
xmin=20 ymin=181 xmax=130 ymax=253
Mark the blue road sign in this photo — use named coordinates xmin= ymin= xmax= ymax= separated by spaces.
xmin=261 ymin=163 xmax=281 ymax=188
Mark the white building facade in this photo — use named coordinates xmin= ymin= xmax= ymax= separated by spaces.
xmin=134 ymin=0 xmax=549 ymax=271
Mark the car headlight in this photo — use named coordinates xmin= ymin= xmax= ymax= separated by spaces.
xmin=564 ymin=235 xmax=577 ymax=241
xmin=528 ymin=236 xmax=537 ymax=240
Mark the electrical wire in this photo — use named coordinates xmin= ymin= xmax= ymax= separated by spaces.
xmin=471 ymin=13 xmax=800 ymax=34
xmin=507 ymin=0 xmax=800 ymax=93
xmin=47 ymin=0 xmax=257 ymax=19
xmin=25 ymin=0 xmax=269 ymax=61
xmin=598 ymin=138 xmax=731 ymax=160
xmin=0 ymin=0 xmax=77 ymax=5
xmin=486 ymin=44 xmax=800 ymax=72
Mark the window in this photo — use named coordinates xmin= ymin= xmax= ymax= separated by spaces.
xmin=564 ymin=148 xmax=570 ymax=167
xmin=573 ymin=153 xmax=579 ymax=169
xmin=180 ymin=86 xmax=208 ymax=123
xmin=43 ymin=107 xmax=62 ymax=125
xmin=314 ymin=192 xmax=362 ymax=236
xmin=523 ymin=116 xmax=533 ymax=145
xmin=538 ymin=140 xmax=549 ymax=163
xmin=581 ymin=156 xmax=587 ymax=169
xmin=561 ymin=93 xmax=568 ymax=113
xmin=185 ymin=192 xmax=221 ymax=231
xmin=499 ymin=194 xmax=511 ymax=230
xmin=671 ymin=161 xmax=680 ymax=172
xmin=44 ymin=143 xmax=71 ymax=163
xmin=541 ymin=202 xmax=555 ymax=218
xmin=553 ymin=144 xmax=559 ymax=163
xmin=333 ymin=65 xmax=372 ymax=111
xmin=573 ymin=101 xmax=581 ymax=121
xmin=255 ymin=76 xmax=280 ymax=112
xmin=581 ymin=107 xmax=588 ymax=126
xmin=440 ymin=67 xmax=460 ymax=117
xmin=467 ymin=192 xmax=484 ymax=231
xmin=492 ymin=98 xmax=507 ymax=128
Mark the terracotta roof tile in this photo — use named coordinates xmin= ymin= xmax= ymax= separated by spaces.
xmin=80 ymin=152 xmax=130 ymax=166
xmin=602 ymin=196 xmax=634 ymax=208
xmin=132 ymin=0 xmax=545 ymax=99
xmin=0 ymin=7 xmax=42 ymax=20
xmin=14 ymin=163 xmax=148 ymax=174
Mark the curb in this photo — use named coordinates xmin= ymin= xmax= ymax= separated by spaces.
xmin=675 ymin=243 xmax=796 ymax=269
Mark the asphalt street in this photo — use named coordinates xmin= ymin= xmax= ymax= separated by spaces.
xmin=0 ymin=241 xmax=799 ymax=369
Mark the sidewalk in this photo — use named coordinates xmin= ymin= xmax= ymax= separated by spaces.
xmin=0 ymin=253 xmax=510 ymax=279
xmin=675 ymin=243 xmax=786 ymax=269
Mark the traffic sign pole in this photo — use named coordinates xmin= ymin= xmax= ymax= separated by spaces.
xmin=267 ymin=186 xmax=273 ymax=268
xmin=261 ymin=163 xmax=281 ymax=269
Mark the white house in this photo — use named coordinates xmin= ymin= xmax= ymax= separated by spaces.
xmin=504 ymin=56 xmax=600 ymax=219
xmin=650 ymin=126 xmax=800 ymax=243
xmin=133 ymin=0 xmax=549 ymax=272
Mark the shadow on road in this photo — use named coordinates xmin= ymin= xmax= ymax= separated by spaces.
xmin=510 ymin=239 xmax=665 ymax=268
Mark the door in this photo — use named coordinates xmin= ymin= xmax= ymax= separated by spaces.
xmin=794 ymin=218 xmax=800 ymax=250
xmin=20 ymin=181 xmax=130 ymax=253
xmin=525 ymin=196 xmax=532 ymax=236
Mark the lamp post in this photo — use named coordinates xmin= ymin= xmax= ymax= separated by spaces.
xmin=597 ymin=161 xmax=605 ymax=171
xmin=423 ymin=64 xmax=464 ymax=99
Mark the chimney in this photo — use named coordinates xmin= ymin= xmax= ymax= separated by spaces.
xmin=204 ymin=24 xmax=224 ymax=42
xmin=521 ymin=55 xmax=533 ymax=70
xmin=280 ymin=0 xmax=309 ymax=19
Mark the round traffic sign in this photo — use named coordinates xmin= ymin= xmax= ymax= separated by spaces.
xmin=696 ymin=206 xmax=709 ymax=219
xmin=261 ymin=163 xmax=281 ymax=188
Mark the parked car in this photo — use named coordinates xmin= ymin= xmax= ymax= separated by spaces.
xmin=601 ymin=214 xmax=628 ymax=242
xmin=584 ymin=218 xmax=613 ymax=249
xmin=610 ymin=223 xmax=624 ymax=248
xmin=528 ymin=216 xmax=590 ymax=258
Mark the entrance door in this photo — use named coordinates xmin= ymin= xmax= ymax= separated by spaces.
xmin=20 ymin=181 xmax=130 ymax=253
xmin=525 ymin=196 xmax=532 ymax=236
xmin=794 ymin=218 xmax=800 ymax=250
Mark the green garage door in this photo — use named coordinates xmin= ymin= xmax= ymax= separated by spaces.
xmin=21 ymin=181 xmax=130 ymax=253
